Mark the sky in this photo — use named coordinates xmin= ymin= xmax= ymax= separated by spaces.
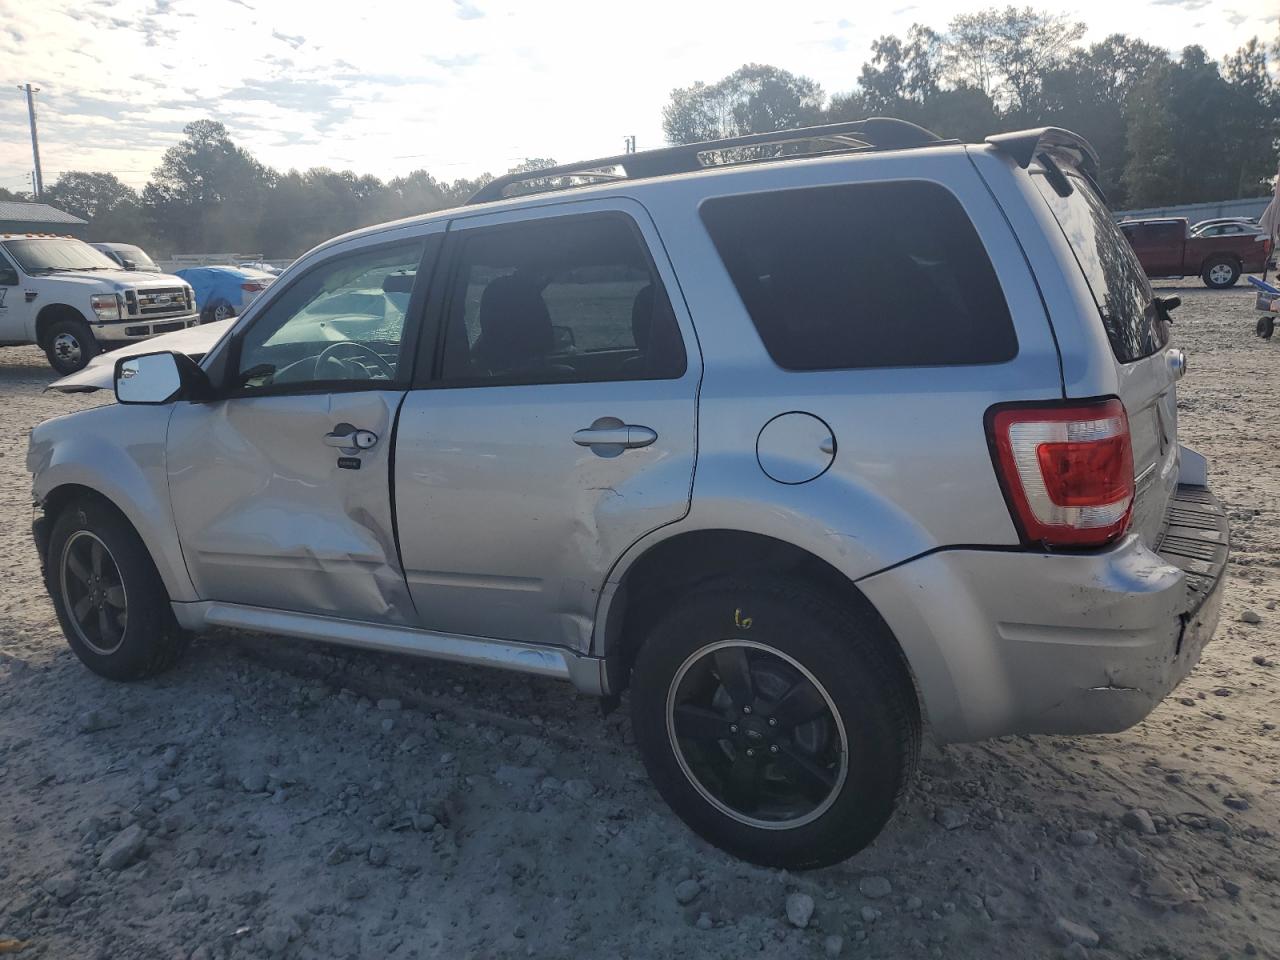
xmin=1 ymin=0 xmax=1277 ymax=194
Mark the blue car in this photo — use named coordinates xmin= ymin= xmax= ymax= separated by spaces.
xmin=174 ymin=265 xmax=275 ymax=323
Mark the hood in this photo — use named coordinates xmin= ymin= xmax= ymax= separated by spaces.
xmin=48 ymin=318 xmax=235 ymax=394
xmin=36 ymin=269 xmax=190 ymax=289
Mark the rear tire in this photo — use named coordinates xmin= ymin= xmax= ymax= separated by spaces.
xmin=1259 ymin=315 xmax=1276 ymax=340
xmin=629 ymin=577 xmax=919 ymax=869
xmin=44 ymin=317 xmax=98 ymax=375
xmin=1201 ymin=257 xmax=1240 ymax=289
xmin=47 ymin=498 xmax=189 ymax=681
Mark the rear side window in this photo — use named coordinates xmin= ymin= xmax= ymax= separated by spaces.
xmin=439 ymin=213 xmax=686 ymax=385
xmin=699 ymin=181 xmax=1017 ymax=370
xmin=1032 ymin=170 xmax=1167 ymax=363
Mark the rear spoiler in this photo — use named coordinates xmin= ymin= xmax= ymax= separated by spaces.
xmin=985 ymin=127 xmax=1101 ymax=181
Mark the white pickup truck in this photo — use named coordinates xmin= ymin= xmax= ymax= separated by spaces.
xmin=0 ymin=234 xmax=198 ymax=374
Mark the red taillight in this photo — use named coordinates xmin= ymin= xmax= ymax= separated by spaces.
xmin=241 ymin=281 xmax=268 ymax=292
xmin=987 ymin=398 xmax=1135 ymax=547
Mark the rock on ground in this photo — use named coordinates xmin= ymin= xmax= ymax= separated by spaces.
xmin=1053 ymin=917 xmax=1101 ymax=949
xmin=674 ymin=879 xmax=700 ymax=905
xmin=1122 ymin=808 xmax=1157 ymax=835
xmin=98 ymin=824 xmax=146 ymax=871
xmin=858 ymin=875 xmax=893 ymax=899
xmin=785 ymin=892 xmax=815 ymax=928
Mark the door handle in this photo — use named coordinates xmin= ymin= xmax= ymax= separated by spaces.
xmin=325 ymin=428 xmax=378 ymax=450
xmin=572 ymin=424 xmax=658 ymax=449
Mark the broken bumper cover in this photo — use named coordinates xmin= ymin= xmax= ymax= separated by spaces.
xmin=860 ymin=483 xmax=1229 ymax=743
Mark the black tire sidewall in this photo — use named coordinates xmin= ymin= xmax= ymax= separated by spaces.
xmin=1259 ymin=316 xmax=1275 ymax=340
xmin=44 ymin=318 xmax=98 ymax=375
xmin=47 ymin=499 xmax=185 ymax=681
xmin=630 ymin=579 xmax=917 ymax=869
xmin=1202 ymin=258 xmax=1240 ymax=288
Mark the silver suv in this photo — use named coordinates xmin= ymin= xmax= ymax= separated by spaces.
xmin=28 ymin=121 xmax=1228 ymax=868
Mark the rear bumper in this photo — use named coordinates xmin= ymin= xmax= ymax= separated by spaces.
xmin=92 ymin=314 xmax=201 ymax=344
xmin=861 ymin=483 xmax=1229 ymax=743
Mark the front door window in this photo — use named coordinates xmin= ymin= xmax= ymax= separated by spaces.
xmin=234 ymin=241 xmax=425 ymax=393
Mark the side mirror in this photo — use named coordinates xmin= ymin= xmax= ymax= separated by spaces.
xmin=114 ymin=351 xmax=211 ymax=404
xmin=1155 ymin=295 xmax=1181 ymax=325
xmin=121 ymin=258 xmax=137 ymax=271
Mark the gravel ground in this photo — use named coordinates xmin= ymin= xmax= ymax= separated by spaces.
xmin=1 ymin=283 xmax=1278 ymax=960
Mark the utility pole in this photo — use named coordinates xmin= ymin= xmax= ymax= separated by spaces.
xmin=19 ymin=84 xmax=43 ymax=199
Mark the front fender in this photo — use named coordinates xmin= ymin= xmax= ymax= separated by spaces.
xmin=28 ymin=404 xmax=196 ymax=602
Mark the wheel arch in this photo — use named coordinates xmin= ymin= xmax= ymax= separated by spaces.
xmin=31 ymin=407 xmax=197 ymax=604
xmin=37 ymin=479 xmax=196 ymax=605
xmin=595 ymin=528 xmax=922 ymax=711
xmin=1200 ymin=251 xmax=1241 ymax=274
xmin=37 ymin=483 xmax=141 ymax=575
xmin=35 ymin=303 xmax=92 ymax=348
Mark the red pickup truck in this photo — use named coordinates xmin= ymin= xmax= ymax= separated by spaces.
xmin=1118 ymin=217 xmax=1272 ymax=288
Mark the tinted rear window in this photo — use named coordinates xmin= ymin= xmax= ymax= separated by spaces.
xmin=699 ymin=181 xmax=1017 ymax=370
xmin=1032 ymin=170 xmax=1167 ymax=363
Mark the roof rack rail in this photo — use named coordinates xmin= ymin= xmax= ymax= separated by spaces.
xmin=466 ymin=117 xmax=950 ymax=205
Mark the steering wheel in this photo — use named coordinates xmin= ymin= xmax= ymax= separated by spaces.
xmin=313 ymin=341 xmax=396 ymax=381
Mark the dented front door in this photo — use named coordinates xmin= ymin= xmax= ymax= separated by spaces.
xmin=168 ymin=390 xmax=416 ymax=622
xmin=165 ymin=230 xmax=438 ymax=624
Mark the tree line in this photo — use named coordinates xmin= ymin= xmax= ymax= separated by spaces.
xmin=664 ymin=11 xmax=1278 ymax=211
xmin=2 ymin=6 xmax=1276 ymax=258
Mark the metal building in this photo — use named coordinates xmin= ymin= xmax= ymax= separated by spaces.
xmin=0 ymin=201 xmax=89 ymax=239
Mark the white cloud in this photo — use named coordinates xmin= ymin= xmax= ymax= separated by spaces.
xmin=0 ymin=0 xmax=1276 ymax=191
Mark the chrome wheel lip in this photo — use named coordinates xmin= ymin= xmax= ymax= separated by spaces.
xmin=59 ymin=530 xmax=128 ymax=656
xmin=665 ymin=638 xmax=849 ymax=831
xmin=53 ymin=332 xmax=83 ymax=363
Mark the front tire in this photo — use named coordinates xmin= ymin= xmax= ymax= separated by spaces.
xmin=630 ymin=578 xmax=919 ymax=869
xmin=44 ymin=317 xmax=98 ymax=375
xmin=47 ymin=498 xmax=189 ymax=681
xmin=1202 ymin=257 xmax=1240 ymax=288
xmin=1258 ymin=315 xmax=1275 ymax=340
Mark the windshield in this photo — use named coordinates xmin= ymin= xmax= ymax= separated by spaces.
xmin=1032 ymin=168 xmax=1167 ymax=363
xmin=107 ymin=244 xmax=159 ymax=270
xmin=2 ymin=238 xmax=120 ymax=274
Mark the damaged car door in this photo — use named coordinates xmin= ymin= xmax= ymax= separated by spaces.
xmin=394 ymin=201 xmax=700 ymax=650
xmin=166 ymin=231 xmax=439 ymax=623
